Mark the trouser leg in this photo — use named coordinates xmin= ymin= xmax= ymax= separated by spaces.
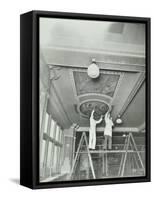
xmin=89 ymin=131 xmax=92 ymax=149
xmin=104 ymin=135 xmax=107 ymax=150
xmin=108 ymin=136 xmax=112 ymax=150
xmin=91 ymin=132 xmax=96 ymax=149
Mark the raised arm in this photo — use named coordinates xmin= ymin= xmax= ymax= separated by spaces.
xmin=96 ymin=115 xmax=103 ymax=124
xmin=105 ymin=111 xmax=109 ymax=121
xmin=90 ymin=109 xmax=95 ymax=118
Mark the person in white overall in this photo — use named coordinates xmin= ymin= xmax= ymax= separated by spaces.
xmin=104 ymin=111 xmax=114 ymax=150
xmin=89 ymin=109 xmax=103 ymax=149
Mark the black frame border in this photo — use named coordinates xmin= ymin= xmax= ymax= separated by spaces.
xmin=20 ymin=10 xmax=151 ymax=189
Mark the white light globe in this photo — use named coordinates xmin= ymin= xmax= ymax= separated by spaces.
xmin=116 ymin=118 xmax=122 ymax=124
xmin=87 ymin=63 xmax=99 ymax=78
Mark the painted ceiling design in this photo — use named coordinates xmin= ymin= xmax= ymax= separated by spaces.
xmin=73 ymin=71 xmax=120 ymax=97
xmin=79 ymin=101 xmax=109 ymax=120
xmin=72 ymin=71 xmax=121 ymax=118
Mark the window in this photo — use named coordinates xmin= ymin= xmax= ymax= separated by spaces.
xmin=40 ymin=114 xmax=64 ymax=179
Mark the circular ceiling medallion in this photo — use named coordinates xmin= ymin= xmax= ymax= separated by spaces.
xmin=87 ymin=62 xmax=100 ymax=78
xmin=79 ymin=101 xmax=109 ymax=120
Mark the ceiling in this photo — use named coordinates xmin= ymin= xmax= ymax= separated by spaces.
xmin=40 ymin=17 xmax=145 ymax=132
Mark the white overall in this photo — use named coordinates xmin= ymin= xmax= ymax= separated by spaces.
xmin=89 ymin=111 xmax=102 ymax=149
xmin=104 ymin=113 xmax=114 ymax=150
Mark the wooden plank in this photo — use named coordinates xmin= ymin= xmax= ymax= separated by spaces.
xmin=77 ymin=127 xmax=139 ymax=133
xmin=76 ymin=150 xmax=145 ymax=154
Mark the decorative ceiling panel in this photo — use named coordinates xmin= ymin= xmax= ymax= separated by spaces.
xmin=79 ymin=101 xmax=109 ymax=120
xmin=73 ymin=71 xmax=120 ymax=97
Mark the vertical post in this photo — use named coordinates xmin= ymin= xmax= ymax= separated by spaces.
xmin=72 ymin=131 xmax=76 ymax=161
xmin=43 ymin=114 xmax=52 ymax=178
xmin=57 ymin=130 xmax=63 ymax=173
xmin=102 ymin=152 xmax=105 ymax=175
xmin=40 ymin=94 xmax=48 ymax=169
xmin=49 ymin=121 xmax=57 ymax=176
xmin=60 ymin=132 xmax=65 ymax=167
xmin=120 ymin=134 xmax=131 ymax=177
xmin=55 ymin=126 xmax=59 ymax=173
xmin=71 ymin=125 xmax=76 ymax=167
xmin=105 ymin=152 xmax=108 ymax=176
xmin=56 ymin=128 xmax=61 ymax=173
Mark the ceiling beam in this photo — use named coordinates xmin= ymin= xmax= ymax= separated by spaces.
xmin=42 ymin=47 xmax=145 ymax=73
xmin=48 ymin=62 xmax=145 ymax=73
xmin=42 ymin=45 xmax=145 ymax=58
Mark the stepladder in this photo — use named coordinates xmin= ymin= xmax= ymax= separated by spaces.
xmin=69 ymin=132 xmax=96 ymax=179
xmin=118 ymin=133 xmax=145 ymax=177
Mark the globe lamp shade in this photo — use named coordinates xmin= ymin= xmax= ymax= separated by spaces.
xmin=87 ymin=62 xmax=100 ymax=78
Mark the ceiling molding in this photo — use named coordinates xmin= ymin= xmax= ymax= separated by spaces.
xmin=48 ymin=62 xmax=145 ymax=73
xmin=49 ymin=66 xmax=73 ymax=125
xmin=47 ymin=92 xmax=67 ymax=129
xmin=42 ymin=45 xmax=145 ymax=58
xmin=77 ymin=99 xmax=110 ymax=118
xmin=79 ymin=94 xmax=112 ymax=104
xmin=43 ymin=47 xmax=145 ymax=72
xmin=118 ymin=72 xmax=145 ymax=118
xmin=49 ymin=81 xmax=73 ymax=127
xmin=110 ymin=72 xmax=125 ymax=105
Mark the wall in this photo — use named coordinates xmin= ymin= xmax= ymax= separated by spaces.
xmin=61 ymin=128 xmax=74 ymax=174
xmin=0 ymin=1 xmax=153 ymax=200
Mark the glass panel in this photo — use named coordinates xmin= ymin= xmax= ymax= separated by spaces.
xmin=47 ymin=142 xmax=52 ymax=168
xmin=50 ymin=119 xmax=56 ymax=137
xmin=44 ymin=113 xmax=49 ymax=133
xmin=55 ymin=126 xmax=60 ymax=141
xmin=59 ymin=129 xmax=62 ymax=143
xmin=40 ymin=140 xmax=46 ymax=167
xmin=53 ymin=146 xmax=58 ymax=173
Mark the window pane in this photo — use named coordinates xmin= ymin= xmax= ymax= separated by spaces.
xmin=50 ymin=119 xmax=56 ymax=138
xmin=55 ymin=126 xmax=60 ymax=141
xmin=40 ymin=140 xmax=46 ymax=167
xmin=59 ymin=129 xmax=62 ymax=143
xmin=47 ymin=142 xmax=52 ymax=168
xmin=53 ymin=146 xmax=58 ymax=173
xmin=44 ymin=113 xmax=49 ymax=133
